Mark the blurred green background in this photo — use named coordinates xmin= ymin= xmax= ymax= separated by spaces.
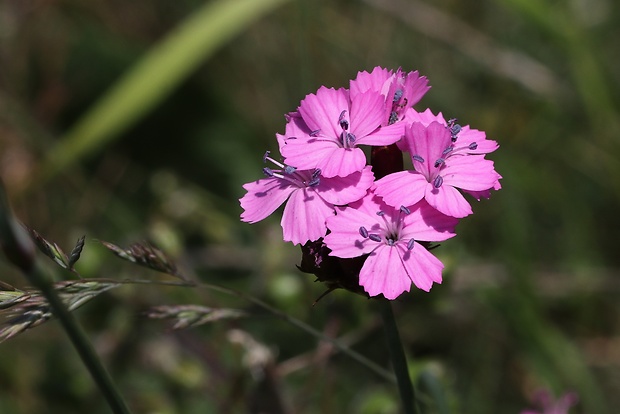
xmin=0 ymin=0 xmax=618 ymax=412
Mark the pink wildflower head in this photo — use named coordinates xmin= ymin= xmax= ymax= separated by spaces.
xmin=281 ymin=86 xmax=404 ymax=178
xmin=521 ymin=390 xmax=579 ymax=414
xmin=240 ymin=152 xmax=374 ymax=245
xmin=324 ymin=192 xmax=457 ymax=299
xmin=374 ymin=120 xmax=500 ymax=218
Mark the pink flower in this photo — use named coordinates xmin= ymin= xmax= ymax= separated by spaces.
xmin=521 ymin=390 xmax=578 ymax=414
xmin=373 ymin=120 xmax=501 ymax=218
xmin=351 ymin=67 xmax=430 ymax=125
xmin=240 ymin=153 xmax=374 ymax=245
xmin=324 ymin=192 xmax=458 ymax=299
xmin=281 ymin=86 xmax=404 ymax=178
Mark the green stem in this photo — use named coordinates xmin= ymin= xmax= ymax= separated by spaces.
xmin=27 ymin=264 xmax=132 ymax=414
xmin=0 ymin=186 xmax=131 ymax=414
xmin=378 ymin=299 xmax=417 ymax=414
xmin=114 ymin=278 xmax=396 ymax=383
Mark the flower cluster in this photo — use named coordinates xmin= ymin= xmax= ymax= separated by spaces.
xmin=240 ymin=67 xmax=501 ymax=300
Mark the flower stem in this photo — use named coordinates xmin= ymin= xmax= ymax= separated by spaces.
xmin=378 ymin=299 xmax=417 ymax=414
xmin=28 ymin=265 xmax=132 ymax=414
xmin=0 ymin=185 xmax=132 ymax=414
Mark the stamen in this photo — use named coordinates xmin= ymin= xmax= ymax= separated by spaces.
xmin=308 ymin=177 xmax=320 ymax=187
xmin=393 ymin=89 xmax=403 ymax=102
xmin=412 ymin=155 xmax=425 ymax=163
xmin=389 ymin=111 xmax=398 ymax=125
xmin=399 ymin=206 xmax=411 ymax=215
xmin=263 ymin=167 xmax=275 ymax=177
xmin=338 ymin=110 xmax=349 ymax=130
xmin=359 ymin=227 xmax=369 ymax=238
xmin=263 ymin=153 xmax=286 ymax=169
xmin=433 ymin=175 xmax=443 ymax=188
xmin=312 ymin=169 xmax=321 ymax=179
xmin=434 ymin=158 xmax=445 ymax=168
xmin=346 ymin=132 xmax=356 ymax=144
xmin=407 ymin=239 xmax=415 ymax=250
xmin=450 ymin=124 xmax=462 ymax=136
xmin=284 ymin=166 xmax=296 ymax=174
xmin=369 ymin=234 xmax=382 ymax=242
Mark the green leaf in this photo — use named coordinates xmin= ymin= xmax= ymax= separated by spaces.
xmin=39 ymin=0 xmax=291 ymax=181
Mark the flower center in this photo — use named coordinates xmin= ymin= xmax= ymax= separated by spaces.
xmin=262 ymin=151 xmax=320 ymax=187
xmin=358 ymin=206 xmax=415 ymax=250
xmin=338 ymin=110 xmax=356 ymax=149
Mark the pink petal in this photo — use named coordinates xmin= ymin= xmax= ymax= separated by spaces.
xmin=281 ymin=188 xmax=333 ymax=245
xmin=349 ymin=91 xmax=386 ymax=138
xmin=424 ymin=185 xmax=473 ymax=218
xmin=399 ymin=108 xmax=447 ymax=152
xmin=401 ymin=200 xmax=458 ymax=241
xmin=398 ymin=243 xmax=444 ymax=291
xmin=350 ymin=67 xmax=392 ymax=99
xmin=324 ymin=206 xmax=380 ymax=258
xmin=299 ymin=87 xmax=348 ymax=139
xmin=278 ymin=111 xmax=311 ymax=151
xmin=317 ymin=147 xmax=367 ymax=178
xmin=240 ymin=178 xmax=295 ymax=223
xmin=407 ymin=121 xmax=452 ymax=177
xmin=373 ymin=171 xmax=427 ymax=209
xmin=316 ymin=166 xmax=374 ymax=205
xmin=441 ymin=156 xmax=499 ymax=191
xmin=281 ymin=139 xmax=338 ymax=171
xmin=359 ymin=246 xmax=412 ymax=299
xmin=456 ymin=126 xmax=499 ymax=154
xmin=355 ymin=122 xmax=404 ymax=146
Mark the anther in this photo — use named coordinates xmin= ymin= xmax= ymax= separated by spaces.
xmin=310 ymin=129 xmax=321 ymax=137
xmin=339 ymin=110 xmax=349 ymax=130
xmin=412 ymin=155 xmax=425 ymax=163
xmin=434 ymin=158 xmax=445 ymax=168
xmin=469 ymin=142 xmax=478 ymax=150
xmin=389 ymin=111 xmax=398 ymax=125
xmin=308 ymin=177 xmax=320 ymax=187
xmin=400 ymin=206 xmax=411 ymax=215
xmin=284 ymin=166 xmax=296 ymax=174
xmin=369 ymin=234 xmax=382 ymax=242
xmin=442 ymin=146 xmax=454 ymax=156
xmin=359 ymin=227 xmax=369 ymax=238
xmin=263 ymin=167 xmax=275 ymax=177
xmin=433 ymin=175 xmax=443 ymax=188
xmin=387 ymin=238 xmax=395 ymax=246
xmin=346 ymin=132 xmax=356 ymax=144
xmin=376 ymin=211 xmax=385 ymax=216
xmin=407 ymin=239 xmax=415 ymax=250
xmin=262 ymin=151 xmax=271 ymax=162
xmin=393 ymin=89 xmax=403 ymax=102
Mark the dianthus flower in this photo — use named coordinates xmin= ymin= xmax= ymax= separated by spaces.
xmin=324 ymin=192 xmax=458 ymax=300
xmin=521 ymin=390 xmax=578 ymax=414
xmin=281 ymin=86 xmax=404 ymax=178
xmin=240 ymin=152 xmax=374 ymax=246
xmin=350 ymin=67 xmax=430 ymax=126
xmin=374 ymin=116 xmax=501 ymax=218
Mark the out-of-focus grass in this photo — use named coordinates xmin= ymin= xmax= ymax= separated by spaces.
xmin=0 ymin=0 xmax=618 ymax=412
